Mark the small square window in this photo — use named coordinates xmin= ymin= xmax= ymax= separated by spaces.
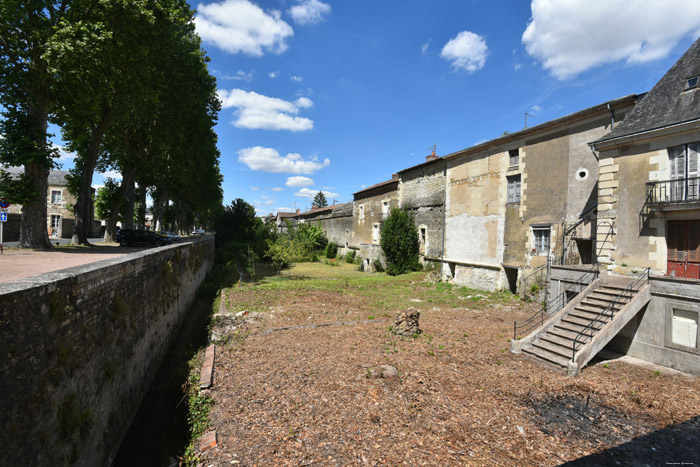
xmin=509 ymin=149 xmax=519 ymax=167
xmin=685 ymin=76 xmax=699 ymax=90
xmin=51 ymin=190 xmax=62 ymax=204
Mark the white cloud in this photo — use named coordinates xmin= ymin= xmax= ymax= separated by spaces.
xmin=441 ymin=31 xmax=488 ymax=72
xmin=269 ymin=71 xmax=278 ymax=78
xmin=250 ymin=185 xmax=259 ymax=191
xmin=218 ymin=89 xmax=314 ymax=131
xmin=195 ymin=0 xmax=293 ymax=56
xmin=271 ymin=187 xmax=284 ymax=192
xmin=53 ymin=144 xmax=76 ymax=162
xmin=421 ymin=40 xmax=431 ymax=56
xmin=294 ymin=188 xmax=338 ymax=199
xmin=530 ymin=105 xmax=542 ymax=113
xmin=514 ymin=63 xmax=522 ymax=71
xmin=291 ymin=75 xmax=303 ymax=82
xmin=277 ymin=207 xmax=294 ymax=212
xmin=288 ymin=0 xmax=331 ymax=25
xmin=215 ymin=69 xmax=254 ymax=81
xmin=98 ymin=170 xmax=122 ymax=180
xmin=286 ymin=176 xmax=314 ymax=187
xmin=522 ymin=0 xmax=700 ymax=79
xmin=238 ymin=147 xmax=330 ymax=174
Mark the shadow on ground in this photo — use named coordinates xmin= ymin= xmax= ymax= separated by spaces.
xmin=562 ymin=414 xmax=700 ymax=467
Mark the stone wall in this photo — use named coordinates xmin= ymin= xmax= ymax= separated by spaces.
xmin=0 ymin=236 xmax=214 ymax=466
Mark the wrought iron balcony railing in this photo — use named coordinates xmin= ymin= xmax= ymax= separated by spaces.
xmin=646 ymin=177 xmax=700 ymax=206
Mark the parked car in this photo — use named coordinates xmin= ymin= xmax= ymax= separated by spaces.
xmin=192 ymin=228 xmax=205 ymax=235
xmin=159 ymin=231 xmax=181 ymax=242
xmin=116 ymin=229 xmax=171 ymax=247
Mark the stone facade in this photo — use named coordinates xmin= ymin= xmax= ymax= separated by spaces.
xmin=398 ymin=156 xmax=445 ymax=265
xmin=0 ymin=236 xmax=214 ymax=466
xmin=352 ymin=177 xmax=399 ymax=271
xmin=441 ymin=95 xmax=638 ymax=292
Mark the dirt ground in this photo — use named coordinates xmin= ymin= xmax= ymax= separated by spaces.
xmin=198 ymin=262 xmax=700 ymax=467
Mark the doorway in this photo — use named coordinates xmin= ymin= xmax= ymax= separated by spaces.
xmin=667 ymin=220 xmax=700 ymax=279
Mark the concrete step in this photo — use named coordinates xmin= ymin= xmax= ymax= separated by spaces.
xmin=523 ymin=345 xmax=570 ymax=368
xmin=580 ymin=297 xmax=625 ymax=309
xmin=539 ymin=333 xmax=575 ymax=349
xmin=547 ymin=327 xmax=585 ymax=341
xmin=591 ymin=288 xmax=636 ymax=299
xmin=588 ymin=291 xmax=634 ymax=302
xmin=532 ymin=339 xmax=571 ymax=359
xmin=568 ymin=308 xmax=604 ymax=320
xmin=574 ymin=303 xmax=615 ymax=315
xmin=561 ymin=314 xmax=597 ymax=327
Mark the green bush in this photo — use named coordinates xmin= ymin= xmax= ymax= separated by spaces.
xmin=325 ymin=242 xmax=338 ymax=258
xmin=380 ymin=208 xmax=421 ymax=275
xmin=345 ymin=250 xmax=356 ymax=263
xmin=373 ymin=259 xmax=384 ymax=272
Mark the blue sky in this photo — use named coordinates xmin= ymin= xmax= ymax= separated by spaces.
xmin=76 ymin=1 xmax=700 ymax=215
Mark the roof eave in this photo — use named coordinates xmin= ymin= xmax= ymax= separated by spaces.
xmin=592 ymin=118 xmax=700 ymax=151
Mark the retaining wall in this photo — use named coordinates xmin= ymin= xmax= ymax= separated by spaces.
xmin=0 ymin=235 xmax=214 ymax=466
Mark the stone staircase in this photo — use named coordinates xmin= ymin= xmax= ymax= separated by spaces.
xmin=514 ymin=274 xmax=652 ymax=373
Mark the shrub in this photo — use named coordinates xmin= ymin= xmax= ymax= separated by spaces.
xmin=380 ymin=208 xmax=421 ymax=275
xmin=325 ymin=242 xmax=338 ymax=258
xmin=345 ymin=250 xmax=356 ymax=263
xmin=373 ymin=259 xmax=384 ymax=272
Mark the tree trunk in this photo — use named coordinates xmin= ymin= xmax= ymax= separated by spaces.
xmin=72 ymin=114 xmax=111 ymax=245
xmin=19 ymin=162 xmax=52 ymax=249
xmin=122 ymin=174 xmax=135 ymax=229
xmin=135 ymin=184 xmax=147 ymax=229
xmin=18 ymin=70 xmax=52 ymax=249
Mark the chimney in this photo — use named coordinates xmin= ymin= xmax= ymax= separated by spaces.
xmin=296 ymin=208 xmax=300 ymax=214
xmin=391 ymin=173 xmax=399 ymax=181
xmin=426 ymin=148 xmax=438 ymax=162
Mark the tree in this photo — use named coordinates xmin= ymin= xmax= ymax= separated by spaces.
xmin=380 ymin=208 xmax=421 ymax=275
xmin=267 ymin=236 xmax=305 ymax=275
xmin=312 ymin=191 xmax=328 ymax=208
xmin=94 ymin=178 xmax=124 ymax=242
xmin=0 ymin=0 xmax=76 ymax=249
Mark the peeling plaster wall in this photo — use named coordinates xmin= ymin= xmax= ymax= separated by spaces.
xmin=352 ymin=183 xmax=398 ymax=248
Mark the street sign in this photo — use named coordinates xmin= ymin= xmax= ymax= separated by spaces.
xmin=0 ymin=198 xmax=8 ymax=209
xmin=0 ymin=212 xmax=6 ymax=222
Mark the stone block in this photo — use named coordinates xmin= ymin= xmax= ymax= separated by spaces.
xmin=199 ymin=430 xmax=218 ymax=452
xmin=393 ymin=308 xmax=421 ymax=336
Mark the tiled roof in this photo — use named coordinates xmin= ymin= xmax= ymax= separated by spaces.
xmin=352 ymin=178 xmax=398 ymax=197
xmin=595 ymin=37 xmax=700 ymax=144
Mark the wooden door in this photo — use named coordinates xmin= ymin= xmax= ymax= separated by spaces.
xmin=667 ymin=220 xmax=700 ymax=279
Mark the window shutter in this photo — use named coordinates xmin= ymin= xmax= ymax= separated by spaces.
xmin=689 ymin=221 xmax=700 ymax=263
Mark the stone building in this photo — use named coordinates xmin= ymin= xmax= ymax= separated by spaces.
xmin=352 ymin=175 xmax=399 ymax=271
xmin=1 ymin=168 xmax=98 ymax=240
xmin=397 ymin=151 xmax=446 ymax=266
xmin=584 ymin=37 xmax=700 ymax=374
xmin=296 ymin=202 xmax=353 ymax=254
xmin=440 ymin=94 xmax=639 ymax=292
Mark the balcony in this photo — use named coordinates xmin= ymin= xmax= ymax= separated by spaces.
xmin=646 ymin=177 xmax=700 ymax=209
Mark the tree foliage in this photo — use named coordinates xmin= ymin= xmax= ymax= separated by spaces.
xmin=312 ymin=191 xmax=328 ymax=208
xmin=380 ymin=208 xmax=421 ymax=275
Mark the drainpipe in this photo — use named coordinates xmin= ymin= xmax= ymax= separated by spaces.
xmin=440 ymin=158 xmax=447 ymax=280
xmin=606 ymin=103 xmax=615 ymax=129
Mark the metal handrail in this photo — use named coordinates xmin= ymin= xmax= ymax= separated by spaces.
xmin=513 ymin=263 xmax=599 ymax=340
xmin=646 ymin=177 xmax=700 ymax=205
xmin=571 ymin=268 xmax=650 ymax=361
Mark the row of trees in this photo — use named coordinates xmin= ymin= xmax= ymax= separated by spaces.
xmin=0 ymin=0 xmax=222 ymax=248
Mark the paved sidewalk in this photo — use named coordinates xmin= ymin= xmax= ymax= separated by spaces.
xmin=0 ymin=245 xmax=136 ymax=284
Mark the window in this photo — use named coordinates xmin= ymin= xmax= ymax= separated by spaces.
xmin=382 ymin=200 xmax=389 ymax=217
xmin=669 ymin=142 xmax=699 ymax=201
xmin=420 ymin=227 xmax=427 ymax=254
xmin=50 ymin=215 xmax=60 ymax=237
xmin=507 ymin=175 xmax=521 ymax=203
xmin=51 ymin=190 xmax=62 ymax=205
xmin=685 ymin=76 xmax=699 ymax=91
xmin=509 ymin=149 xmax=519 ymax=167
xmin=533 ymin=227 xmax=550 ymax=255
xmin=359 ymin=205 xmax=365 ymax=221
xmin=672 ymin=309 xmax=698 ymax=349
xmin=372 ymin=223 xmax=380 ymax=243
